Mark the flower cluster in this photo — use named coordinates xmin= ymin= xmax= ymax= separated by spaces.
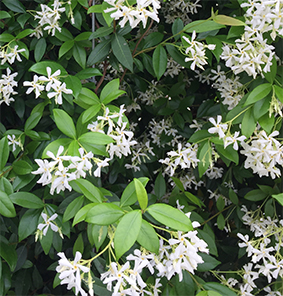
xmin=234 ymin=205 xmax=283 ymax=295
xmin=32 ymin=0 xmax=71 ymax=38
xmin=159 ymin=142 xmax=199 ymax=177
xmin=137 ymin=80 xmax=164 ymax=106
xmin=241 ymin=0 xmax=283 ymax=40
xmin=88 ymin=105 xmax=137 ymax=160
xmin=220 ymin=31 xmax=275 ymax=79
xmin=0 ymin=68 xmax=18 ymax=106
xmin=23 ymin=67 xmax=72 ymax=104
xmin=101 ymin=228 xmax=208 ymax=295
xmin=161 ymin=0 xmax=201 ymax=24
xmin=104 ymin=0 xmax=161 ymax=29
xmin=182 ymin=31 xmax=216 ymax=71
xmin=0 ymin=45 xmax=25 ymax=65
xmin=32 ymin=146 xmax=94 ymax=195
xmin=240 ymin=130 xmax=283 ymax=179
xmin=56 ymin=252 xmax=90 ymax=296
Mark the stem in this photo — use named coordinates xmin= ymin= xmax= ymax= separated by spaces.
xmin=95 ymin=61 xmax=109 ymax=93
xmin=201 ymin=204 xmax=234 ymax=226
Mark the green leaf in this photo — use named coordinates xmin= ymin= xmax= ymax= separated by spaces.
xmin=274 ymin=85 xmax=283 ymax=103
xmin=15 ymin=29 xmax=34 ymax=40
xmin=154 ymin=173 xmax=166 ymax=199
xmin=137 ymin=219 xmax=159 ymax=254
xmin=184 ymin=20 xmax=225 ymax=33
xmin=3 ymin=0 xmax=26 ymax=13
xmin=82 ymin=104 xmax=101 ymax=124
xmin=111 ymin=33 xmax=133 ymax=72
xmin=0 ymin=190 xmax=16 ymax=218
xmin=18 ymin=209 xmax=41 ymax=242
xmin=63 ymin=196 xmax=84 ymax=222
xmin=214 ymin=15 xmax=246 ymax=26
xmin=40 ymin=226 xmax=53 ymax=255
xmin=59 ymin=40 xmax=74 ymax=59
xmin=100 ymin=79 xmax=125 ymax=104
xmin=197 ymin=253 xmax=220 ymax=272
xmin=78 ymin=132 xmax=113 ymax=145
xmin=264 ymin=57 xmax=277 ymax=83
xmin=272 ymin=193 xmax=283 ymax=206
xmin=86 ymin=203 xmax=125 ymax=225
xmin=73 ymin=179 xmax=104 ymax=203
xmin=74 ymin=87 xmax=100 ymax=109
xmin=134 ymin=178 xmax=148 ymax=210
xmin=87 ymin=224 xmax=108 ymax=251
xmin=203 ymin=283 xmax=238 ymax=296
xmin=244 ymin=83 xmax=272 ymax=106
xmin=152 ymin=45 xmax=167 ymax=80
xmin=73 ymin=43 xmax=86 ymax=69
xmin=29 ymin=61 xmax=68 ymax=76
xmin=258 ymin=113 xmax=275 ymax=134
xmin=166 ymin=44 xmax=191 ymax=68
xmin=64 ymin=75 xmax=82 ymax=98
xmin=244 ymin=189 xmax=268 ymax=201
xmin=73 ymin=203 xmax=97 ymax=226
xmin=34 ymin=38 xmax=46 ymax=62
xmin=0 ymin=242 xmax=17 ymax=271
xmin=42 ymin=138 xmax=72 ymax=159
xmin=214 ymin=143 xmax=239 ymax=165
xmin=241 ymin=108 xmax=256 ymax=138
xmin=196 ymin=229 xmax=218 ymax=256
xmin=75 ymin=68 xmax=103 ymax=80
xmin=197 ymin=140 xmax=212 ymax=178
xmin=0 ymin=11 xmax=11 ymax=20
xmin=24 ymin=112 xmax=42 ymax=131
xmin=185 ymin=191 xmax=204 ymax=207
xmin=143 ymin=32 xmax=164 ymax=48
xmin=0 ymin=177 xmax=13 ymax=195
xmin=217 ymin=213 xmax=225 ymax=230
xmin=89 ymin=26 xmax=114 ymax=39
xmin=172 ymin=18 xmax=184 ymax=40
xmin=206 ymin=36 xmax=223 ymax=62
xmin=87 ymin=39 xmax=111 ymax=66
xmin=73 ymin=233 xmax=84 ymax=257
xmin=55 ymin=27 xmax=73 ymax=41
xmin=229 ymin=189 xmax=238 ymax=205
xmin=0 ymin=33 xmax=15 ymax=43
xmin=147 ymin=203 xmax=193 ymax=232
xmin=9 ymin=192 xmax=44 ymax=209
xmin=53 ymin=109 xmax=77 ymax=139
xmin=0 ymin=137 xmax=9 ymax=171
xmin=189 ymin=130 xmax=211 ymax=143
xmin=120 ymin=177 xmax=149 ymax=207
xmin=114 ymin=210 xmax=142 ymax=260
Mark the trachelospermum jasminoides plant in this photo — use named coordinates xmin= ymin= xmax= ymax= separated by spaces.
xmin=1 ymin=0 xmax=283 ymax=295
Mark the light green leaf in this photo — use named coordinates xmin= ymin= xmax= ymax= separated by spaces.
xmin=229 ymin=189 xmax=239 ymax=205
xmin=114 ymin=210 xmax=142 ymax=260
xmin=0 ymin=11 xmax=11 ymax=20
xmin=0 ymin=190 xmax=16 ymax=218
xmin=272 ymin=193 xmax=283 ymax=206
xmin=111 ymin=33 xmax=133 ymax=72
xmin=0 ymin=177 xmax=13 ymax=195
xmin=73 ymin=233 xmax=84 ymax=256
xmin=29 ymin=61 xmax=68 ymax=76
xmin=147 ymin=203 xmax=193 ymax=232
xmin=86 ymin=203 xmax=125 ymax=225
xmin=9 ymin=192 xmax=44 ymax=209
xmin=15 ymin=29 xmax=34 ymax=40
xmin=274 ymin=85 xmax=283 ymax=103
xmin=73 ymin=203 xmax=98 ymax=226
xmin=214 ymin=15 xmax=246 ymax=26
xmin=0 ymin=33 xmax=15 ymax=43
xmin=75 ymin=68 xmax=103 ymax=80
xmin=88 ymin=224 xmax=108 ymax=251
xmin=154 ymin=173 xmax=166 ymax=199
xmin=42 ymin=138 xmax=72 ymax=159
xmin=152 ymin=45 xmax=167 ymax=80
xmin=73 ymin=43 xmax=86 ymax=69
xmin=40 ymin=226 xmax=53 ymax=255
xmin=120 ymin=177 xmax=149 ymax=207
xmin=137 ymin=219 xmax=159 ymax=254
xmin=74 ymin=87 xmax=100 ymax=109
xmin=78 ymin=132 xmax=113 ymax=145
xmin=53 ymin=109 xmax=77 ymax=139
xmin=197 ymin=140 xmax=212 ymax=178
xmin=258 ymin=113 xmax=274 ymax=134
xmin=134 ymin=178 xmax=148 ymax=210
xmin=184 ymin=20 xmax=225 ymax=33
xmin=244 ymin=83 xmax=272 ymax=106
xmin=203 ymin=283 xmax=238 ymax=296
xmin=172 ymin=18 xmax=184 ymax=40
xmin=82 ymin=104 xmax=101 ymax=124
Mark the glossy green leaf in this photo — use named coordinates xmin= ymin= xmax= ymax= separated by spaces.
xmin=244 ymin=189 xmax=268 ymax=201
xmin=15 ymin=29 xmax=34 ymax=40
xmin=0 ymin=137 xmax=9 ymax=171
xmin=111 ymin=33 xmax=133 ymax=72
xmin=274 ymin=85 xmax=283 ymax=103
xmin=197 ymin=253 xmax=220 ymax=272
xmin=147 ymin=203 xmax=193 ymax=232
xmin=154 ymin=173 xmax=166 ymax=199
xmin=114 ymin=210 xmax=142 ymax=260
xmin=73 ymin=203 xmax=98 ymax=226
xmin=89 ymin=26 xmax=113 ymax=39
xmin=172 ymin=18 xmax=184 ymax=40
xmin=78 ymin=132 xmax=113 ymax=145
xmin=216 ymin=213 xmax=225 ymax=230
xmin=203 ymin=283 xmax=238 ymax=296
xmin=214 ymin=15 xmax=246 ymax=26
xmin=241 ymin=107 xmax=256 ymax=138
xmin=87 ymin=39 xmax=111 ymax=66
xmin=42 ymin=138 xmax=72 ymax=159
xmin=134 ymin=178 xmax=148 ymax=210
xmin=258 ymin=113 xmax=275 ymax=134
xmin=73 ymin=179 xmax=104 ymax=203
xmin=0 ymin=11 xmax=11 ymax=20
xmin=59 ymin=40 xmax=74 ymax=59
xmin=197 ymin=140 xmax=212 ymax=178
xmin=244 ymin=83 xmax=272 ymax=106
xmin=0 ymin=190 xmax=16 ymax=218
xmin=272 ymin=193 xmax=283 ymax=206
xmin=18 ymin=209 xmax=41 ymax=242
xmin=3 ymin=0 xmax=26 ymax=13
xmin=87 ymin=224 xmax=108 ymax=251
xmin=9 ymin=192 xmax=44 ymax=209
xmin=0 ymin=242 xmax=17 ymax=271
xmin=82 ymin=104 xmax=101 ymax=124
xmin=74 ymin=87 xmax=100 ymax=109
xmin=137 ymin=219 xmax=159 ymax=254
xmin=64 ymin=75 xmax=82 ymax=98
xmin=0 ymin=177 xmax=13 ymax=195
xmin=153 ymin=45 xmax=167 ymax=80
xmin=29 ymin=61 xmax=68 ymax=76
xmin=86 ymin=203 xmax=124 ymax=225
xmin=34 ymin=38 xmax=46 ymax=62
xmin=24 ymin=112 xmax=42 ymax=131
xmin=73 ymin=233 xmax=84 ymax=256
xmin=264 ymin=57 xmax=277 ymax=83
xmin=53 ymin=109 xmax=77 ymax=139
xmin=40 ymin=226 xmax=53 ymax=255
xmin=120 ymin=177 xmax=149 ymax=207
xmin=229 ymin=189 xmax=239 ymax=205
xmin=73 ymin=43 xmax=86 ymax=69
xmin=75 ymin=68 xmax=103 ymax=80
xmin=0 ymin=33 xmax=15 ymax=43
xmin=63 ymin=196 xmax=84 ymax=222
xmin=184 ymin=20 xmax=225 ymax=33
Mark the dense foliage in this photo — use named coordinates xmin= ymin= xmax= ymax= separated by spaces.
xmin=1 ymin=0 xmax=283 ymax=295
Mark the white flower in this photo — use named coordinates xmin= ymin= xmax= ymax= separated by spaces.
xmin=37 ymin=212 xmax=59 ymax=235
xmin=56 ymin=252 xmax=89 ymax=296
xmin=23 ymin=75 xmax=45 ymax=98
xmin=7 ymin=134 xmax=20 ymax=152
xmin=208 ymin=115 xmax=227 ymax=138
